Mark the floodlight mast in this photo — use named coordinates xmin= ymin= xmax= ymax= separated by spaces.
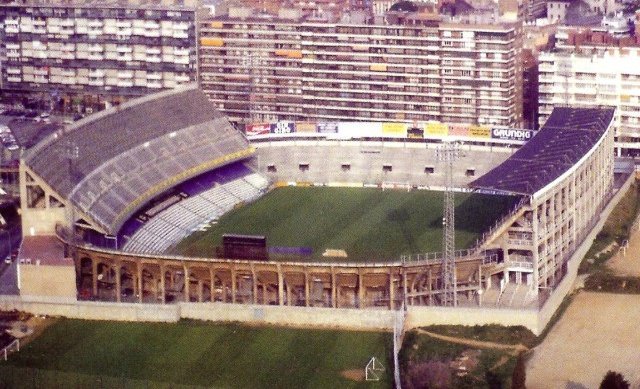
xmin=437 ymin=141 xmax=461 ymax=307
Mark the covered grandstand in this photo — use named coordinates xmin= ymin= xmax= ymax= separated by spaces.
xmin=470 ymin=107 xmax=616 ymax=305
xmin=20 ymin=85 xmax=258 ymax=244
xmin=471 ymin=108 xmax=616 ymax=196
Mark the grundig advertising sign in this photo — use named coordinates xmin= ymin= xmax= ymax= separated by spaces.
xmin=491 ymin=128 xmax=535 ymax=142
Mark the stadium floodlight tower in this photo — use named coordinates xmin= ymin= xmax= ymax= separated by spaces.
xmin=436 ymin=141 xmax=463 ymax=307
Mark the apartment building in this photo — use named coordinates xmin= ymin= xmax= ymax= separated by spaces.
xmin=538 ymin=30 xmax=640 ymax=154
xmin=198 ymin=5 xmax=524 ymax=127
xmin=0 ymin=0 xmax=198 ymax=108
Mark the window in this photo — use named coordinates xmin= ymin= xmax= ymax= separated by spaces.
xmin=267 ymin=164 xmax=277 ymax=173
xmin=299 ymin=163 xmax=309 ymax=172
xmin=465 ymin=168 xmax=475 ymax=177
xmin=425 ymin=166 xmax=435 ymax=174
xmin=341 ymin=163 xmax=351 ymax=172
xmin=383 ymin=164 xmax=393 ymax=173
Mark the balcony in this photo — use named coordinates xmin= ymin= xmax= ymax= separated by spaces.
xmin=173 ymin=22 xmax=189 ymax=30
xmin=144 ymin=29 xmax=161 ymax=38
xmin=175 ymin=74 xmax=191 ymax=83
xmin=87 ymin=20 xmax=104 ymax=28
xmin=88 ymin=70 xmax=105 ymax=78
xmin=144 ymin=21 xmax=160 ymax=30
xmin=173 ymin=48 xmax=190 ymax=56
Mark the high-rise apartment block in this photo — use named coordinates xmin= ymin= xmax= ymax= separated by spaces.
xmin=0 ymin=0 xmax=198 ymax=107
xmin=538 ymin=30 xmax=640 ymax=154
xmin=198 ymin=6 xmax=524 ymax=127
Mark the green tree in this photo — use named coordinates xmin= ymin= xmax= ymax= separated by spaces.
xmin=600 ymin=371 xmax=629 ymax=389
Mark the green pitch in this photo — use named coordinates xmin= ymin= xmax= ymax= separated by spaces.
xmin=0 ymin=319 xmax=392 ymax=388
xmin=174 ymin=187 xmax=517 ymax=261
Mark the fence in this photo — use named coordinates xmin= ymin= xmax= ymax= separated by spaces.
xmin=0 ymin=365 xmax=211 ymax=389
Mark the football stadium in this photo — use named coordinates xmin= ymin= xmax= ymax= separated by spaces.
xmin=3 ymin=84 xmax=623 ymax=335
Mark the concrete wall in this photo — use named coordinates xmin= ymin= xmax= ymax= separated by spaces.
xmin=20 ymin=208 xmax=66 ymax=237
xmin=181 ymin=302 xmax=397 ymax=331
xmin=19 ymin=264 xmax=77 ymax=299
xmin=405 ymin=305 xmax=539 ymax=332
xmin=0 ymin=296 xmax=180 ymax=323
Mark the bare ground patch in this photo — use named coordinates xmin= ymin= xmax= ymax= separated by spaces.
xmin=527 ymin=292 xmax=640 ymax=389
xmin=340 ymin=368 xmax=365 ymax=382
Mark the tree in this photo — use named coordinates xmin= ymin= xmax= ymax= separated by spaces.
xmin=600 ymin=371 xmax=629 ymax=389
xmin=511 ymin=353 xmax=526 ymax=389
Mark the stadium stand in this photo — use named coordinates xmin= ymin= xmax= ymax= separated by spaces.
xmin=21 ymin=85 xmax=254 ymax=235
xmin=255 ymin=141 xmax=512 ymax=188
xmin=122 ymin=163 xmax=269 ymax=254
xmin=470 ymin=107 xmax=615 ymax=195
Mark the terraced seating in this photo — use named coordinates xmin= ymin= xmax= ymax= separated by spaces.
xmin=123 ymin=170 xmax=269 ymax=254
xmin=23 ymin=86 xmax=253 ymax=235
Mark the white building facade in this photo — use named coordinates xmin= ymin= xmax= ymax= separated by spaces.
xmin=539 ymin=47 xmax=640 ymax=153
xmin=0 ymin=0 xmax=198 ymax=105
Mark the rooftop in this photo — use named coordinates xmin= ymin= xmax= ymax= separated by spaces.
xmin=470 ymin=107 xmax=615 ymax=196
xmin=0 ymin=0 xmax=197 ymax=10
xmin=205 ymin=0 xmax=517 ymax=26
xmin=18 ymin=235 xmax=70 ymax=266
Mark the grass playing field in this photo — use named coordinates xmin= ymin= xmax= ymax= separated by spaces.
xmin=173 ymin=187 xmax=518 ymax=261
xmin=0 ymin=319 xmax=392 ymax=388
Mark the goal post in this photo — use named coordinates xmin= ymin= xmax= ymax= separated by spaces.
xmin=365 ymin=356 xmax=384 ymax=381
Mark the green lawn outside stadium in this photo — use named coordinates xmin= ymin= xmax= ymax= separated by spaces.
xmin=0 ymin=319 xmax=392 ymax=389
xmin=173 ymin=187 xmax=518 ymax=261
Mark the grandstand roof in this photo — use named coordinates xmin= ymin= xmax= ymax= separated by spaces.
xmin=23 ymin=85 xmax=253 ymax=234
xmin=469 ymin=107 xmax=615 ymax=196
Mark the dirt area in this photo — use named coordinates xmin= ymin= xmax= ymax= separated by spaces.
xmin=340 ymin=369 xmax=365 ymax=382
xmin=606 ymin=230 xmax=640 ymax=276
xmin=526 ymin=292 xmax=640 ymax=389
